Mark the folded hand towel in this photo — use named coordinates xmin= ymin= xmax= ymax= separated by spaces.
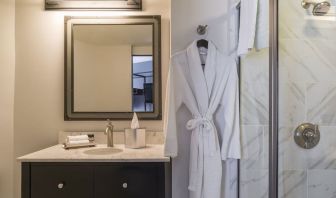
xmin=67 ymin=140 xmax=90 ymax=145
xmin=67 ymin=135 xmax=89 ymax=142
xmin=237 ymin=0 xmax=269 ymax=55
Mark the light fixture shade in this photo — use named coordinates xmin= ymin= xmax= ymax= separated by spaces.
xmin=45 ymin=0 xmax=142 ymax=10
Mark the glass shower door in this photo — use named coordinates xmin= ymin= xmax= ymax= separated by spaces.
xmin=278 ymin=0 xmax=336 ymax=197
xmin=239 ymin=48 xmax=270 ymax=198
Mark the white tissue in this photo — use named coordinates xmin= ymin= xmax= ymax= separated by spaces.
xmin=131 ymin=112 xmax=140 ymax=129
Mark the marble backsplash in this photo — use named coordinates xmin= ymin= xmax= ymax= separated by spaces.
xmin=59 ymin=131 xmax=165 ymax=145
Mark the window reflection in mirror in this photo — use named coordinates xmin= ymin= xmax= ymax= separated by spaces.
xmin=132 ymin=55 xmax=154 ymax=112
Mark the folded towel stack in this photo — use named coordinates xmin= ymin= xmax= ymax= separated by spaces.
xmin=63 ymin=134 xmax=95 ymax=149
xmin=66 ymin=134 xmax=94 ymax=144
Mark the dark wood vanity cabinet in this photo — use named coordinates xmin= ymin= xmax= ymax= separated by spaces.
xmin=28 ymin=164 xmax=93 ymax=198
xmin=22 ymin=162 xmax=171 ymax=198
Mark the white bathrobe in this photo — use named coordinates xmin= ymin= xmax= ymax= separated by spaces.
xmin=164 ymin=41 xmax=241 ymax=198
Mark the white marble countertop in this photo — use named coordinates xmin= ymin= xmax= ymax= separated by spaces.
xmin=18 ymin=144 xmax=170 ymax=163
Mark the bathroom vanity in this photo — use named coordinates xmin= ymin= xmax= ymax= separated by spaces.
xmin=18 ymin=14 xmax=168 ymax=198
xmin=19 ymin=144 xmax=170 ymax=198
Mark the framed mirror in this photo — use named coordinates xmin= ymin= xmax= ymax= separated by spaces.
xmin=45 ymin=0 xmax=142 ymax=10
xmin=65 ymin=16 xmax=161 ymax=120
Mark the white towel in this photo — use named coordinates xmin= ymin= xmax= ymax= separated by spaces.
xmin=237 ymin=0 xmax=258 ymax=55
xmin=237 ymin=0 xmax=269 ymax=55
xmin=67 ymin=135 xmax=89 ymax=142
xmin=255 ymin=0 xmax=269 ymax=50
xmin=67 ymin=140 xmax=90 ymax=145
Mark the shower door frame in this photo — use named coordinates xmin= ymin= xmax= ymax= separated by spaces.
xmin=269 ymin=0 xmax=279 ymax=197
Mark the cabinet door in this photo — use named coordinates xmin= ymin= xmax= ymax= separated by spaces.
xmin=30 ymin=164 xmax=93 ymax=198
xmin=95 ymin=164 xmax=162 ymax=198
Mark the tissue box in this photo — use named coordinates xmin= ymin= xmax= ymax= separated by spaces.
xmin=124 ymin=128 xmax=146 ymax=149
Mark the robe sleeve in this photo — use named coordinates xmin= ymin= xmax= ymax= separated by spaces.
xmin=164 ymin=63 xmax=182 ymax=158
xmin=220 ymin=62 xmax=241 ymax=160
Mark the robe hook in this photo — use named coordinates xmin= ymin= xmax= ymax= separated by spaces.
xmin=197 ymin=25 xmax=208 ymax=35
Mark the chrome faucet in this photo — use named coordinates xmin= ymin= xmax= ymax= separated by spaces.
xmin=105 ymin=119 xmax=114 ymax=147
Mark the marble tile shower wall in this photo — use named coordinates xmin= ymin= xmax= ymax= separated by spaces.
xmin=240 ymin=0 xmax=336 ymax=197
xmin=240 ymin=48 xmax=269 ymax=198
xmin=278 ymin=0 xmax=336 ymax=197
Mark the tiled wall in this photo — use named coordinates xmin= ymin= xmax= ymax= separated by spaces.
xmin=278 ymin=0 xmax=336 ymax=197
xmin=239 ymin=0 xmax=336 ymax=197
xmin=239 ymin=48 xmax=269 ymax=198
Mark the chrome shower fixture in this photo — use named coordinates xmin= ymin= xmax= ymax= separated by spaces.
xmin=302 ymin=0 xmax=331 ymax=16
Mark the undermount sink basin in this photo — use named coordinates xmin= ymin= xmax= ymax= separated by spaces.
xmin=83 ymin=147 xmax=123 ymax=155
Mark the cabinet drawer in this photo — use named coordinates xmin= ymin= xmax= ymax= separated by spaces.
xmin=30 ymin=164 xmax=93 ymax=198
xmin=95 ymin=164 xmax=162 ymax=198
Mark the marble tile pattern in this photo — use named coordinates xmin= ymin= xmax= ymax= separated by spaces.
xmin=240 ymin=170 xmax=268 ymax=198
xmin=239 ymin=0 xmax=336 ymax=196
xmin=240 ymin=48 xmax=269 ymax=125
xmin=308 ymin=170 xmax=336 ymax=198
xmin=239 ymin=48 xmax=270 ymax=198
xmin=278 ymin=170 xmax=307 ymax=198
xmin=277 ymin=0 xmax=336 ymax=196
xmin=59 ymin=131 xmax=165 ymax=145
xmin=239 ymin=44 xmax=270 ymax=197
xmin=240 ymin=125 xmax=267 ymax=170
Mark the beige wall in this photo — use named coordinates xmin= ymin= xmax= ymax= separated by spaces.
xmin=14 ymin=0 xmax=170 ymax=197
xmin=171 ymin=0 xmax=238 ymax=54
xmin=133 ymin=45 xmax=153 ymax=55
xmin=0 ymin=0 xmax=15 ymax=198
xmin=74 ymin=41 xmax=132 ymax=112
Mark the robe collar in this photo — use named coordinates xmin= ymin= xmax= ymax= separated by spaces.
xmin=186 ymin=40 xmax=217 ymax=114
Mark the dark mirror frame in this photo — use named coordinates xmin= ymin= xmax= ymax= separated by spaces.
xmin=64 ymin=16 xmax=162 ymax=121
xmin=45 ymin=0 xmax=142 ymax=10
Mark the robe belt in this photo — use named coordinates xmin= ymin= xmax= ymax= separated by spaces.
xmin=186 ymin=115 xmax=218 ymax=155
xmin=186 ymin=115 xmax=219 ymax=192
xmin=186 ymin=115 xmax=213 ymax=131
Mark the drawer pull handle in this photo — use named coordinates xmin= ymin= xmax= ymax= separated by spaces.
xmin=122 ymin=183 xmax=128 ymax=189
xmin=57 ymin=182 xmax=65 ymax=189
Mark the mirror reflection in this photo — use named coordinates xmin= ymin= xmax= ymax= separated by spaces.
xmin=132 ymin=55 xmax=153 ymax=112
xmin=73 ymin=24 xmax=154 ymax=113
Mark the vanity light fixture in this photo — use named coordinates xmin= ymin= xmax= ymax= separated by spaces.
xmin=45 ymin=0 xmax=142 ymax=10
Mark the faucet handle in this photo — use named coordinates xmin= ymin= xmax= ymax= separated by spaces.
xmin=106 ymin=119 xmax=113 ymax=127
xmin=105 ymin=119 xmax=114 ymax=135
